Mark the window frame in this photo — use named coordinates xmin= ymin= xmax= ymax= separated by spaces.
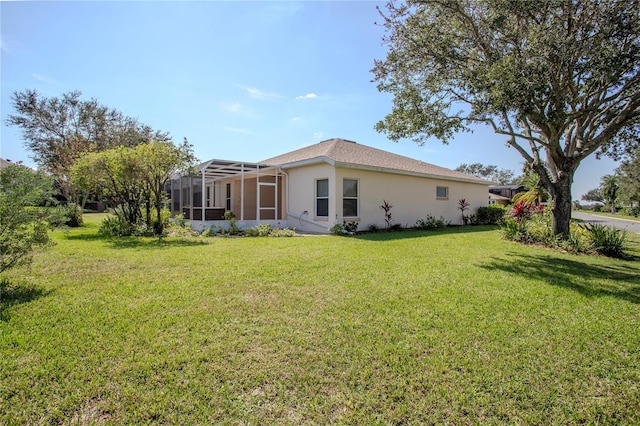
xmin=315 ymin=178 xmax=329 ymax=218
xmin=436 ymin=186 xmax=449 ymax=200
xmin=342 ymin=178 xmax=359 ymax=218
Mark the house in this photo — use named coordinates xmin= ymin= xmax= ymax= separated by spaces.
xmin=168 ymin=138 xmax=489 ymax=233
xmin=489 ymin=184 xmax=524 ymax=203
xmin=488 ymin=192 xmax=511 ymax=206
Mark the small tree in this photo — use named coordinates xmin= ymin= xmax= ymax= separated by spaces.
xmin=600 ymin=175 xmax=619 ymax=213
xmin=458 ymin=198 xmax=470 ymax=225
xmin=380 ymin=199 xmax=393 ymax=228
xmin=72 ymin=139 xmax=196 ymax=236
xmin=0 ymin=165 xmax=58 ymax=273
xmin=512 ymin=173 xmax=549 ymax=207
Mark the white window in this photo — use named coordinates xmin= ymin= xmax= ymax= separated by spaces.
xmin=343 ymin=178 xmax=358 ymax=217
xmin=316 ymin=179 xmax=329 ymax=217
xmin=436 ymin=186 xmax=448 ymax=200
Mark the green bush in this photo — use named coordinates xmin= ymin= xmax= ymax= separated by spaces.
xmin=269 ymin=228 xmax=296 ymax=237
xmin=329 ymin=223 xmax=345 ymax=235
xmin=581 ymin=223 xmax=628 ymax=257
xmin=367 ymin=224 xmax=381 ymax=233
xmin=343 ymin=221 xmax=359 ymax=234
xmin=99 ymin=216 xmax=134 ymax=237
xmin=389 ymin=223 xmax=404 ymax=232
xmin=98 ymin=216 xmax=154 ymax=237
xmin=65 ymin=203 xmax=84 ymax=227
xmin=415 ymin=215 xmax=448 ymax=230
xmin=500 ymin=218 xmax=528 ymax=241
xmin=245 ymin=223 xmax=272 ymax=237
xmin=476 ymin=205 xmax=506 ymax=225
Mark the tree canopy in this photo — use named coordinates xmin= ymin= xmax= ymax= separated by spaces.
xmin=7 ymin=90 xmax=170 ymax=204
xmin=616 ymin=148 xmax=640 ymax=210
xmin=373 ymin=0 xmax=640 ymax=236
xmin=71 ymin=139 xmax=195 ymax=236
xmin=600 ymin=174 xmax=619 ymax=213
xmin=454 ymin=163 xmax=515 ymax=184
xmin=581 ymin=188 xmax=604 ymax=204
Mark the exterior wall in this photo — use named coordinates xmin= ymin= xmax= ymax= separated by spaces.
xmin=334 ymin=167 xmax=488 ymax=228
xmin=284 ymin=163 xmax=336 ymax=233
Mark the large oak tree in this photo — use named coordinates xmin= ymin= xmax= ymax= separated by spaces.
xmin=372 ymin=0 xmax=640 ymax=236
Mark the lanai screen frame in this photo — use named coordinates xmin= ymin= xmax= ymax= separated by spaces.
xmin=172 ymin=159 xmax=281 ymax=222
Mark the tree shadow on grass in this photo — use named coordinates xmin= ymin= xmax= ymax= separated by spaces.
xmin=64 ymin=233 xmax=209 ymax=250
xmin=356 ymin=225 xmax=499 ymax=242
xmin=479 ymin=252 xmax=640 ymax=304
xmin=0 ymin=280 xmax=52 ymax=322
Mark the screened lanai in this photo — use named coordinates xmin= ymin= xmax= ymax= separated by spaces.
xmin=167 ymin=160 xmax=286 ymax=230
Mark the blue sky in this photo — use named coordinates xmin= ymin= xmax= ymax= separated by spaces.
xmin=1 ymin=1 xmax=617 ymax=198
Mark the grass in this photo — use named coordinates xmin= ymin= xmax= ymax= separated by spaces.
xmin=1 ymin=214 xmax=639 ymax=424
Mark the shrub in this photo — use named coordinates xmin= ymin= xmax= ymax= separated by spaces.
xmin=223 ymin=211 xmax=240 ymax=235
xmin=509 ymin=201 xmax=532 ymax=223
xmin=415 ymin=215 xmax=449 ymax=230
xmin=343 ymin=221 xmax=359 ymax=234
xmin=99 ymin=216 xmax=134 ymax=236
xmin=65 ymin=203 xmax=84 ymax=227
xmin=269 ymin=228 xmax=296 ymax=237
xmin=329 ymin=223 xmax=345 ymax=235
xmin=500 ymin=218 xmax=528 ymax=242
xmin=581 ymin=223 xmax=628 ymax=257
xmin=245 ymin=223 xmax=272 ymax=237
xmin=201 ymin=226 xmax=218 ymax=237
xmin=476 ymin=205 xmax=506 ymax=225
xmin=389 ymin=223 xmax=404 ymax=232
xmin=367 ymin=224 xmax=381 ymax=233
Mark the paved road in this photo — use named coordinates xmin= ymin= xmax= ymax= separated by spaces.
xmin=572 ymin=211 xmax=640 ymax=234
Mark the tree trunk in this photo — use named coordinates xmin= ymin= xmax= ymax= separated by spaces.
xmin=550 ymin=171 xmax=574 ymax=238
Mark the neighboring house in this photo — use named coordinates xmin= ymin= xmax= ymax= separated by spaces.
xmin=489 ymin=184 xmax=524 ymax=203
xmin=488 ymin=193 xmax=511 ymax=206
xmin=169 ymin=138 xmax=490 ymax=233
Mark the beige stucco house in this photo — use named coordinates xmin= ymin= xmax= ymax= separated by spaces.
xmin=169 ymin=138 xmax=489 ymax=233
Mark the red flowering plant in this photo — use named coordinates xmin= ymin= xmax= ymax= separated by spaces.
xmin=509 ymin=201 xmax=531 ymax=223
xmin=532 ymin=203 xmax=545 ymax=215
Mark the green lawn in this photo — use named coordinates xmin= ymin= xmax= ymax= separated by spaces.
xmin=1 ymin=214 xmax=639 ymax=424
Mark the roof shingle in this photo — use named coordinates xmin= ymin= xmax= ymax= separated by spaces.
xmin=261 ymin=138 xmax=488 ymax=184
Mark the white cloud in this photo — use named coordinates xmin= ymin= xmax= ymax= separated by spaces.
xmin=313 ymin=131 xmax=324 ymax=139
xmin=291 ymin=116 xmax=301 ymax=122
xmin=31 ymin=73 xmax=60 ymax=85
xmin=221 ymin=102 xmax=243 ymax=113
xmin=241 ymin=86 xmax=282 ymax=101
xmin=224 ymin=127 xmax=256 ymax=135
xmin=296 ymin=93 xmax=317 ymax=100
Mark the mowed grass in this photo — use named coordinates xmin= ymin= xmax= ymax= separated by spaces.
xmin=1 ymin=215 xmax=639 ymax=424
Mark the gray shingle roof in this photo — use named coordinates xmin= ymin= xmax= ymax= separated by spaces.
xmin=261 ymin=138 xmax=488 ymax=184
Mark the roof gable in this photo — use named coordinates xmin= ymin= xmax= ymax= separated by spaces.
xmin=261 ymin=138 xmax=488 ymax=184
